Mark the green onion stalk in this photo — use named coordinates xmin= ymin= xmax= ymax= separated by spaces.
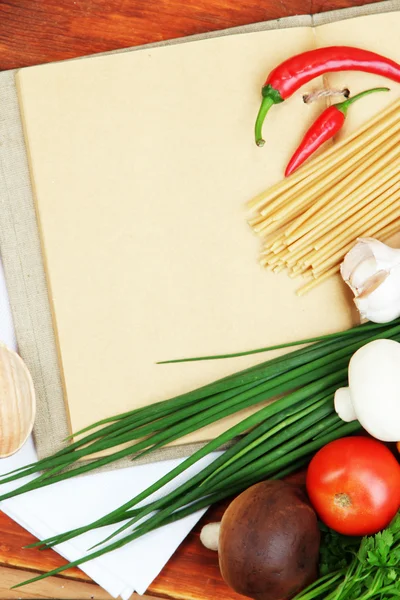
xmin=4 ymin=318 xmax=400 ymax=589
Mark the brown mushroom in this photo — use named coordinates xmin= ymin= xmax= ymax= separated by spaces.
xmin=201 ymin=480 xmax=320 ymax=600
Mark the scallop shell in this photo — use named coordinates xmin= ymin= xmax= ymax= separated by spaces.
xmin=0 ymin=343 xmax=36 ymax=457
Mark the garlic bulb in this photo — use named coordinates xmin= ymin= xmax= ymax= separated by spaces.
xmin=0 ymin=344 xmax=36 ymax=457
xmin=341 ymin=237 xmax=400 ymax=323
xmin=334 ymin=339 xmax=400 ymax=442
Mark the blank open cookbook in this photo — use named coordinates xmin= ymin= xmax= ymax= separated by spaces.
xmin=2 ymin=2 xmax=400 ymax=463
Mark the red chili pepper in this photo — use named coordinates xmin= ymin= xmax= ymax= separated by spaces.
xmin=284 ymin=86 xmax=389 ymax=177
xmin=255 ymin=46 xmax=400 ymax=146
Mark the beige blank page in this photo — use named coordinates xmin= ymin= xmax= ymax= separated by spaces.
xmin=16 ymin=26 xmax=354 ymax=446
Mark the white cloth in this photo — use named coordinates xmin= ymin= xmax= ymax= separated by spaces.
xmin=0 ymin=258 xmax=216 ymax=597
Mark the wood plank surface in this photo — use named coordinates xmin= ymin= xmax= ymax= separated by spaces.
xmin=0 ymin=565 xmax=113 ymax=599
xmin=0 ymin=501 xmax=245 ymax=600
xmin=0 ymin=564 xmax=162 ymax=599
xmin=0 ymin=472 xmax=306 ymax=599
xmin=0 ymin=0 xmax=383 ymax=71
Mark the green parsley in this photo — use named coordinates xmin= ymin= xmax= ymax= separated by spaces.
xmin=294 ymin=512 xmax=400 ymax=600
xmin=318 ymin=523 xmax=361 ymax=577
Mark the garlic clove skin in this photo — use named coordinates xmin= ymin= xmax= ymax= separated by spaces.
xmin=335 ymin=339 xmax=400 ymax=442
xmin=355 ymin=265 xmax=400 ymax=323
xmin=341 ymin=238 xmax=400 ymax=324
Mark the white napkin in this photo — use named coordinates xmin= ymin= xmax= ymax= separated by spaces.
xmin=0 ymin=258 xmax=217 ymax=598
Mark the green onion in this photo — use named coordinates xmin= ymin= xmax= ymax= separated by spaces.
xmin=156 ymin=320 xmax=391 ymax=363
xmin=5 ymin=318 xmax=400 ymax=589
xmin=13 ymin=422 xmax=360 ymax=590
xmin=0 ymin=328 xmax=372 ymax=494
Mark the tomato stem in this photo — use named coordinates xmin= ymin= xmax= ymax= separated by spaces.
xmin=334 ymin=492 xmax=352 ymax=508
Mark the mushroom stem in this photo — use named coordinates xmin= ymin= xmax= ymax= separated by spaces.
xmin=334 ymin=339 xmax=400 ymax=441
xmin=200 ymin=522 xmax=221 ymax=551
xmin=334 ymin=387 xmax=357 ymax=422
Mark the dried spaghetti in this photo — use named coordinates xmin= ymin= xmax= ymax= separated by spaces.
xmin=247 ymin=97 xmax=400 ymax=295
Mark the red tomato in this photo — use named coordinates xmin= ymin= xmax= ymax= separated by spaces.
xmin=306 ymin=436 xmax=400 ymax=536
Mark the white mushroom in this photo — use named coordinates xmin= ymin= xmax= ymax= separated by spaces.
xmin=334 ymin=338 xmax=400 ymax=441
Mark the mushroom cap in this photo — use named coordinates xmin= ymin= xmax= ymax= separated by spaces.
xmin=348 ymin=338 xmax=400 ymax=441
xmin=218 ymin=480 xmax=320 ymax=600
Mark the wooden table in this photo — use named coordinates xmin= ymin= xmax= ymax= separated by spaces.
xmin=0 ymin=497 xmax=235 ymax=600
xmin=0 ymin=0 xmax=382 ymax=598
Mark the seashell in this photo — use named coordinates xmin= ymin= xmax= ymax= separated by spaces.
xmin=0 ymin=343 xmax=36 ymax=457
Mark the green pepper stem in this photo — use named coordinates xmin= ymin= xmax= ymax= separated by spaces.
xmin=336 ymin=86 xmax=390 ymax=115
xmin=254 ymin=84 xmax=284 ymax=146
xmin=254 ymin=96 xmax=276 ymax=147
